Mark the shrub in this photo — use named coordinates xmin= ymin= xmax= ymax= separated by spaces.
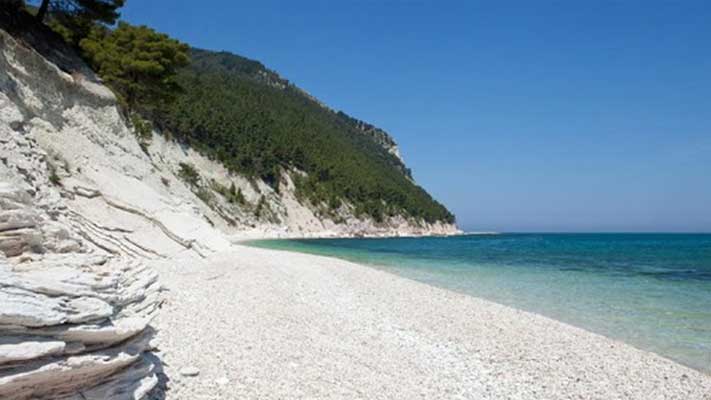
xmin=196 ymin=186 xmax=214 ymax=204
xmin=254 ymin=195 xmax=266 ymax=218
xmin=48 ymin=167 xmax=61 ymax=186
xmin=177 ymin=162 xmax=200 ymax=187
xmin=234 ymin=187 xmax=246 ymax=205
xmin=131 ymin=113 xmax=152 ymax=141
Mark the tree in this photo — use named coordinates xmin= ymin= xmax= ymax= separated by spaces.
xmin=32 ymin=0 xmax=124 ymax=46
xmin=35 ymin=0 xmax=50 ymax=21
xmin=35 ymin=0 xmax=124 ymax=24
xmin=79 ymin=22 xmax=190 ymax=111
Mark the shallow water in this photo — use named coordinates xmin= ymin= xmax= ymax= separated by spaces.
xmin=249 ymin=233 xmax=711 ymax=372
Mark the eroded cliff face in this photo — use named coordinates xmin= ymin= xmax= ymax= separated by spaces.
xmin=0 ymin=22 xmax=240 ymax=398
xmin=147 ymin=131 xmax=460 ymax=239
xmin=0 ymin=23 xmax=456 ymax=240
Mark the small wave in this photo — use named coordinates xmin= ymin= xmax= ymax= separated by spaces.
xmin=637 ymin=269 xmax=711 ymax=282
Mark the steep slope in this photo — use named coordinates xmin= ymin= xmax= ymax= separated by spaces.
xmin=188 ymin=49 xmax=406 ymax=160
xmin=148 ymin=48 xmax=458 ymax=236
xmin=187 ymin=49 xmax=409 ymax=170
xmin=8 ymin=0 xmax=459 ymax=238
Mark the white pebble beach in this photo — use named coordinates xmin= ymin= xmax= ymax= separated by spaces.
xmin=152 ymin=245 xmax=711 ymax=399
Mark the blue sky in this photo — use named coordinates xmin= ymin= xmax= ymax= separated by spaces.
xmin=119 ymin=1 xmax=711 ymax=232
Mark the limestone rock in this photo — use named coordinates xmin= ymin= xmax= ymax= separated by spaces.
xmin=0 ymin=16 xmax=234 ymax=400
xmin=215 ymin=377 xmax=230 ymax=386
xmin=0 ymin=339 xmax=65 ymax=364
xmin=179 ymin=366 xmax=200 ymax=377
xmin=0 ymin=143 xmax=161 ymax=399
xmin=0 ymin=248 xmax=162 ymax=399
xmin=0 ymin=258 xmax=161 ymax=399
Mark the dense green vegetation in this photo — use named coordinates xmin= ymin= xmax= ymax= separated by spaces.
xmin=150 ymin=49 xmax=454 ymax=224
xmin=80 ymin=22 xmax=189 ymax=110
xmin=21 ymin=0 xmax=455 ymax=224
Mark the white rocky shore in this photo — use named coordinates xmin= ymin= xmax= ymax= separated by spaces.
xmin=1 ymin=13 xmax=710 ymax=400
xmin=152 ymin=245 xmax=711 ymax=400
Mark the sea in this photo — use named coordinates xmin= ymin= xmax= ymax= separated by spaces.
xmin=250 ymin=233 xmax=711 ymax=372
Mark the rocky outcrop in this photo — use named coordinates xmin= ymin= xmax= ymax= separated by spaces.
xmin=0 ymin=184 xmax=161 ymax=399
xmin=0 ymin=258 xmax=160 ymax=400
xmin=0 ymin=20 xmax=166 ymax=399
xmin=0 ymin=182 xmax=80 ymax=257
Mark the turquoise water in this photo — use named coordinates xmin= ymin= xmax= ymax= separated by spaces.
xmin=250 ymin=233 xmax=711 ymax=372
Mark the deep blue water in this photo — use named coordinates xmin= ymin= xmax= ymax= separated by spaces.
xmin=250 ymin=233 xmax=711 ymax=372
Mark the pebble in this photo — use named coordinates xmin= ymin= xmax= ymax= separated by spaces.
xmin=180 ymin=366 xmax=200 ymax=377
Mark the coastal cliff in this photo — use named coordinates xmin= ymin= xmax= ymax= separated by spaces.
xmin=0 ymin=8 xmax=456 ymax=399
xmin=0 ymin=8 xmax=459 ymax=241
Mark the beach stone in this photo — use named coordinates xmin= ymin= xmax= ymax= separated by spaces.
xmin=180 ymin=366 xmax=200 ymax=377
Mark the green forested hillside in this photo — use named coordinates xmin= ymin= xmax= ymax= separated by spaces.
xmin=151 ymin=48 xmax=454 ymax=224
xmin=10 ymin=2 xmax=454 ymax=224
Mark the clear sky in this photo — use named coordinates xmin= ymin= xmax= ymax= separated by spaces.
xmin=120 ymin=1 xmax=711 ymax=232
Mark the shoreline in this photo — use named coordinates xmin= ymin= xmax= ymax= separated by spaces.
xmin=151 ymin=244 xmax=711 ymax=399
xmin=226 ymin=225 xmax=467 ymax=242
xmin=227 ymin=229 xmax=501 ymax=244
xmin=246 ymin=239 xmax=711 ymax=375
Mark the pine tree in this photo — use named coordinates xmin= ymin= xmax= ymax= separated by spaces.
xmin=34 ymin=0 xmax=124 ymax=45
xmin=79 ymin=22 xmax=190 ymax=111
xmin=35 ymin=0 xmax=124 ymax=24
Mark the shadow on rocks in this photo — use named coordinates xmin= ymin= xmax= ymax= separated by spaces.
xmin=145 ymin=352 xmax=170 ymax=400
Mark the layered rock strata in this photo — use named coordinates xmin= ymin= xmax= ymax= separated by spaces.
xmin=0 ymin=20 xmax=164 ymax=399
xmin=0 ymin=183 xmax=162 ymax=400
